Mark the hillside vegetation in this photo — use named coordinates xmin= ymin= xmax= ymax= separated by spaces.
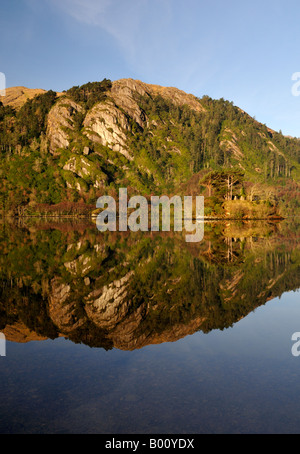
xmin=0 ymin=78 xmax=299 ymax=218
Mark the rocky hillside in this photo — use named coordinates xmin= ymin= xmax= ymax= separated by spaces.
xmin=0 ymin=78 xmax=299 ymax=217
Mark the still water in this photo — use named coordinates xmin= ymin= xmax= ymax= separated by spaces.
xmin=0 ymin=220 xmax=299 ymax=434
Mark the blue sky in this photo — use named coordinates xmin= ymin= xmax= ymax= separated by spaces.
xmin=1 ymin=0 xmax=300 ymax=137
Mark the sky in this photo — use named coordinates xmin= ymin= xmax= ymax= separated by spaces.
xmin=1 ymin=0 xmax=300 ymax=137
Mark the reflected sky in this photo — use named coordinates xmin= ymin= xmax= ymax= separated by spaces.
xmin=0 ymin=290 xmax=300 ymax=434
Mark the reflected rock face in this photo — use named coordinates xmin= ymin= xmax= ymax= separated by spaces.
xmin=0 ymin=221 xmax=299 ymax=350
xmin=85 ymin=271 xmax=134 ymax=329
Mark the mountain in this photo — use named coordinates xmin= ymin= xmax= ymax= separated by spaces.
xmin=0 ymin=78 xmax=299 ymax=218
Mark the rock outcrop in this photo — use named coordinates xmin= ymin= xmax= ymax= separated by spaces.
xmin=83 ymin=100 xmax=133 ymax=161
xmin=46 ymin=78 xmax=205 ymax=159
xmin=62 ymin=155 xmax=108 ymax=189
xmin=47 ymin=98 xmax=83 ymax=153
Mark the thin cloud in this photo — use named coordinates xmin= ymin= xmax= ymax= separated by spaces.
xmin=56 ymin=0 xmax=112 ymax=26
xmin=48 ymin=0 xmax=174 ymax=72
xmin=49 ymin=0 xmax=151 ymax=59
xmin=46 ymin=0 xmax=219 ymax=91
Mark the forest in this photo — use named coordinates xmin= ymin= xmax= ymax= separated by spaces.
xmin=0 ymin=78 xmax=299 ymax=219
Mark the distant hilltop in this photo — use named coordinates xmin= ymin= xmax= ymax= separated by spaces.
xmin=1 ymin=86 xmax=63 ymax=110
xmin=2 ymin=86 xmax=47 ymax=110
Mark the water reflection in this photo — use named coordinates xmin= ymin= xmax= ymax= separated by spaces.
xmin=0 ymin=219 xmax=299 ymax=350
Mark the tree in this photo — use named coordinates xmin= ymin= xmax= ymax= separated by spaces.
xmin=199 ymin=171 xmax=220 ymax=197
xmin=199 ymin=169 xmax=244 ymax=200
xmin=223 ymin=169 xmax=245 ymax=201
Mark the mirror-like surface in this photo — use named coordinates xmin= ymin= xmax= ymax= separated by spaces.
xmin=0 ymin=220 xmax=299 ymax=434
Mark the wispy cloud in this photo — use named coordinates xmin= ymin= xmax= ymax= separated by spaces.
xmin=48 ymin=0 xmax=167 ymax=65
xmin=46 ymin=0 xmax=220 ymax=91
xmin=55 ymin=0 xmax=112 ymax=26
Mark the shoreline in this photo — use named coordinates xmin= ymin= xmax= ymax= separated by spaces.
xmin=0 ymin=214 xmax=287 ymax=221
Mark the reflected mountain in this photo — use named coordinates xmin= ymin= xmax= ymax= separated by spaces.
xmin=0 ymin=220 xmax=299 ymax=351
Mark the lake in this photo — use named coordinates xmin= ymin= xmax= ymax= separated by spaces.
xmin=0 ymin=219 xmax=299 ymax=434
